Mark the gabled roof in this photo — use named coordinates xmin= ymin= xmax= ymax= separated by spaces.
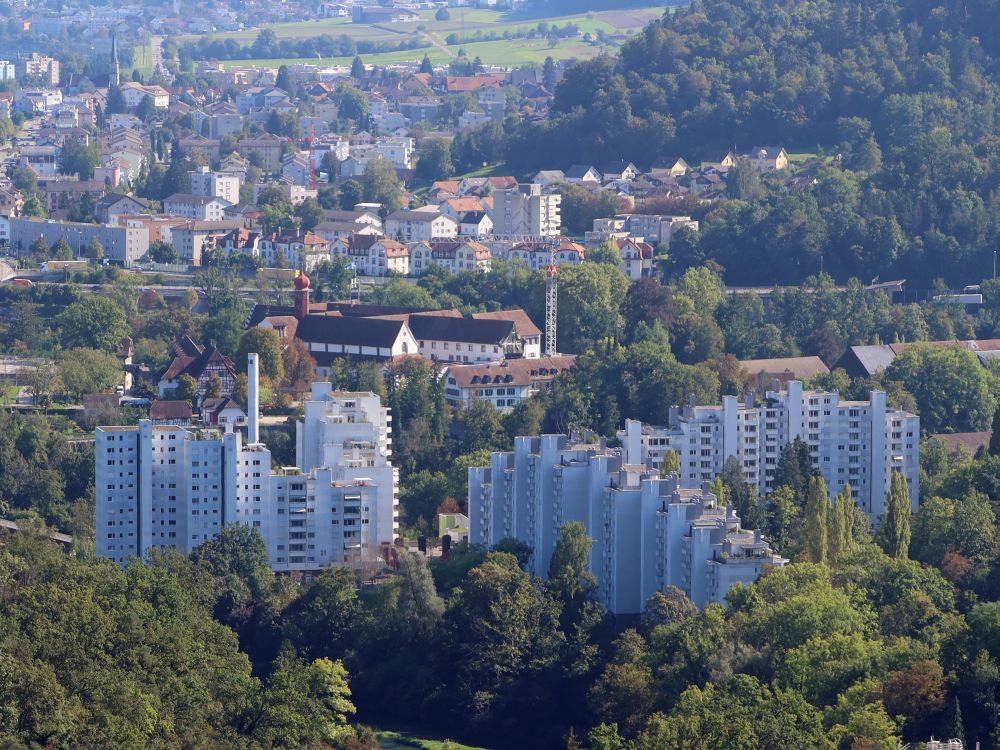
xmin=408 ymin=314 xmax=516 ymax=345
xmin=160 ymin=340 xmax=236 ymax=381
xmin=150 ymin=399 xmax=193 ymax=421
xmin=565 ymin=165 xmax=602 ymax=180
xmin=740 ymin=356 xmax=829 ymax=380
xmin=472 ymin=309 xmax=542 ymax=338
xmin=296 ymin=315 xmax=406 ymax=348
xmin=445 ymin=354 xmax=576 ymax=389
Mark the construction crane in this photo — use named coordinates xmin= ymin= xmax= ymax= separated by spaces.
xmin=545 ymin=245 xmax=558 ymax=356
xmin=307 ymin=124 xmax=317 ymax=190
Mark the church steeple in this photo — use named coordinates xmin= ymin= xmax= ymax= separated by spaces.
xmin=110 ymin=31 xmax=120 ymax=87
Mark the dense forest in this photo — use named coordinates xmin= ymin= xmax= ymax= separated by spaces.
xmin=502 ymin=0 xmax=1000 ymax=286
xmin=8 ymin=427 xmax=1000 ymax=749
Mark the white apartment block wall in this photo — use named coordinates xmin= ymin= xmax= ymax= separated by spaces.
xmin=620 ymin=382 xmax=919 ymax=520
xmin=491 ymin=184 xmax=561 ymax=237
xmin=96 ymin=387 xmax=400 ymax=570
xmin=468 ymin=437 xmax=787 ymax=613
xmin=189 ymin=168 xmax=241 ymax=204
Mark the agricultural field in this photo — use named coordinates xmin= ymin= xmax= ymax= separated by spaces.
xmin=184 ymin=6 xmax=669 ymax=69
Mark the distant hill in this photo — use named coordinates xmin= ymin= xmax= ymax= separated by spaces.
xmin=507 ymin=0 xmax=1000 ymax=169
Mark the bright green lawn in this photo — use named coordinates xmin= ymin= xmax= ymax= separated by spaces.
xmin=377 ymin=731 xmax=491 ymax=750
xmin=228 ymin=36 xmax=612 ymax=69
xmin=182 ymin=7 xmax=663 ymax=45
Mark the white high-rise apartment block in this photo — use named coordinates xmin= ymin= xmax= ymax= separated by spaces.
xmin=618 ymin=382 xmax=919 ymax=520
xmin=189 ymin=166 xmax=241 ymax=205
xmin=491 ymin=183 xmax=561 ymax=238
xmin=468 ymin=436 xmax=787 ymax=613
xmin=96 ymin=358 xmax=398 ymax=570
xmin=0 ymin=60 xmax=15 ymax=81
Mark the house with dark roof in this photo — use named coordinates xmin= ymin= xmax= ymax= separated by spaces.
xmin=157 ymin=337 xmax=238 ymax=399
xmin=149 ymin=399 xmax=193 ymax=425
xmin=201 ymin=397 xmax=245 ymax=429
xmin=564 ymin=165 xmax=603 ymax=184
xmin=748 ymin=146 xmax=789 ymax=172
xmin=246 ymin=273 xmax=543 ymax=373
xmin=296 ymin=315 xmax=419 ymax=369
xmin=95 ymin=193 xmax=150 ymax=223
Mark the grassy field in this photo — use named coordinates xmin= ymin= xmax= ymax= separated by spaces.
xmin=131 ymin=40 xmax=154 ymax=76
xmin=187 ymin=6 xmax=667 ymax=69
xmin=230 ymin=36 xmax=613 ymax=69
xmin=378 ymin=731 xmax=491 ymax=750
xmin=182 ymin=7 xmax=665 ymax=46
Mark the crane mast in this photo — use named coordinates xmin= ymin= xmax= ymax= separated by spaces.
xmin=545 ymin=246 xmax=558 ymax=356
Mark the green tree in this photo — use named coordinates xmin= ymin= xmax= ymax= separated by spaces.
xmin=175 ymin=373 xmax=199 ymax=407
xmin=588 ymin=240 xmax=623 ymax=266
xmin=51 ymin=238 xmax=73 ymax=260
xmin=294 ymin=197 xmax=324 ymax=232
xmin=420 ymin=53 xmax=433 ymax=74
xmin=661 ymin=449 xmax=681 ymax=476
xmin=415 ymin=138 xmax=454 ymax=182
xmin=85 ymin=237 xmax=105 ymax=262
xmin=558 ymin=263 xmax=629 ymax=352
xmin=445 ymin=552 xmax=564 ymax=722
xmin=350 ymin=55 xmax=365 ymax=79
xmin=801 ymin=475 xmax=829 ymax=563
xmin=275 ymin=64 xmax=292 ymax=94
xmin=885 ymin=344 xmax=995 ymax=433
xmin=878 ymin=471 xmax=912 ymax=559
xmin=235 ymin=328 xmax=285 ymax=383
xmin=57 ymin=348 xmax=121 ymax=401
xmin=827 ymin=484 xmax=856 ymax=565
xmin=191 ymin=525 xmax=273 ymax=615
xmin=57 ymin=296 xmax=129 ymax=351
xmin=547 ymin=521 xmax=597 ymax=605
xmin=148 ymin=240 xmax=178 ymax=263
xmin=396 ymin=551 xmax=445 ymax=639
xmin=362 ymin=156 xmax=403 ymax=212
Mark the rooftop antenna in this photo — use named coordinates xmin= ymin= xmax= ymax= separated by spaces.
xmin=544 ymin=245 xmax=558 ymax=356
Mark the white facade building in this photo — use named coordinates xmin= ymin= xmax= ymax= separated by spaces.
xmin=96 ymin=358 xmax=399 ymax=571
xmin=618 ymin=382 xmax=920 ymax=520
xmin=189 ymin=166 xmax=241 ymax=205
xmin=490 ymin=183 xmax=562 ymax=238
xmin=468 ymin=437 xmax=787 ymax=613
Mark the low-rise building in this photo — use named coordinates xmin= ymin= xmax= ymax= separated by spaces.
xmin=163 ymin=194 xmax=230 ymax=221
xmin=444 ymin=355 xmax=576 ymax=411
xmin=9 ymin=217 xmax=148 ymax=263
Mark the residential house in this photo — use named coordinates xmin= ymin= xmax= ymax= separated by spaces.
xmin=157 ymin=337 xmax=237 ymax=399
xmin=385 ymin=210 xmax=457 ymax=243
xmin=238 ymin=133 xmax=286 ymax=172
xmin=95 ymin=193 xmax=150 ymax=224
xmin=163 ymin=194 xmax=230 ymax=221
xmin=443 ymin=354 xmax=576 ymax=411
xmin=179 ymin=135 xmax=222 ymax=163
xmin=564 ymin=165 xmax=602 ymax=184
xmin=748 ymin=146 xmax=789 ymax=172
xmin=616 ymin=237 xmax=655 ymax=280
xmin=409 ymin=239 xmax=490 ymax=275
xmin=702 ymin=151 xmax=738 ymax=173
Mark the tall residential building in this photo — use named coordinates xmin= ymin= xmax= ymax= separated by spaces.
xmin=468 ymin=436 xmax=787 ymax=613
xmin=491 ymin=183 xmax=561 ymax=238
xmin=23 ymin=53 xmax=60 ymax=86
xmin=96 ymin=358 xmax=398 ymax=570
xmin=618 ymin=382 xmax=919 ymax=520
xmin=189 ymin=166 xmax=241 ymax=205
xmin=0 ymin=60 xmax=15 ymax=81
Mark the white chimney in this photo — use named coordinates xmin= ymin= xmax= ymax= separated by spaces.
xmin=248 ymin=352 xmax=259 ymax=445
